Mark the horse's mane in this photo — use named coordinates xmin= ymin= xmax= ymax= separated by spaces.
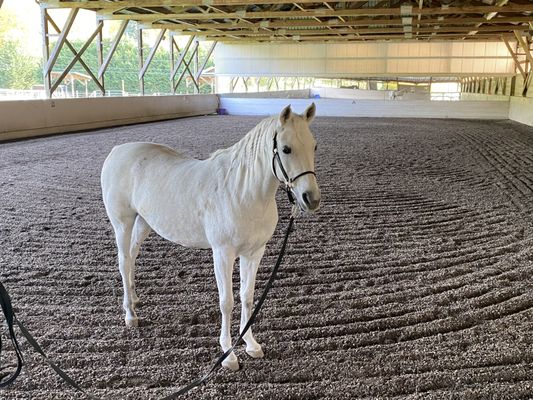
xmin=208 ymin=116 xmax=276 ymax=161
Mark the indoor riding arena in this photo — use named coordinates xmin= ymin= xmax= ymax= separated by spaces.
xmin=1 ymin=1 xmax=533 ymax=400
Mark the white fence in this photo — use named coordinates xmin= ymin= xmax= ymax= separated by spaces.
xmin=0 ymin=89 xmax=46 ymax=100
xmin=0 ymin=88 xmax=153 ymax=101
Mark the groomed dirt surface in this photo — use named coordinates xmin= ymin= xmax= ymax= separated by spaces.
xmin=1 ymin=115 xmax=533 ymax=400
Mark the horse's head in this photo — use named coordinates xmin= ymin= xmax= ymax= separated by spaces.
xmin=273 ymin=103 xmax=321 ymax=212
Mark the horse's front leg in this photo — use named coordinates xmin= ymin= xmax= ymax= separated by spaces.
xmin=212 ymin=247 xmax=239 ymax=371
xmin=239 ymin=246 xmax=266 ymax=359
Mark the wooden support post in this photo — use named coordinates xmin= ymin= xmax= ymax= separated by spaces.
xmin=170 ymin=35 xmax=195 ymax=94
xmin=513 ymin=31 xmax=533 ymax=96
xmin=169 ymin=32 xmax=175 ymax=93
xmin=267 ymin=77 xmax=273 ymax=91
xmin=194 ymin=41 xmax=217 ymax=82
xmin=40 ymin=6 xmax=51 ymax=98
xmin=194 ymin=39 xmax=199 ymax=88
xmin=502 ymin=35 xmax=527 ymax=80
xmin=138 ymin=28 xmax=144 ymax=95
xmin=502 ymin=76 xmax=507 ymax=95
xmin=514 ymin=31 xmax=533 ymax=69
xmin=139 ymin=28 xmax=166 ymax=80
xmin=96 ymin=19 xmax=105 ymax=95
xmin=98 ymin=20 xmax=129 ymax=80
xmin=174 ymin=40 xmax=199 ymax=93
xmin=44 ymin=8 xmax=78 ymax=76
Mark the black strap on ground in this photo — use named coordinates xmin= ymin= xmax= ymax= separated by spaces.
xmin=0 ymin=215 xmax=295 ymax=399
xmin=0 ymin=282 xmax=98 ymax=399
xmin=0 ymin=282 xmax=24 ymax=388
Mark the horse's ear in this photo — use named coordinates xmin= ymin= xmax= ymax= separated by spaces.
xmin=279 ymin=104 xmax=292 ymax=125
xmin=304 ymin=102 xmax=316 ymax=123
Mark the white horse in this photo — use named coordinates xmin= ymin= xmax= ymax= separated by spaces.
xmin=101 ymin=104 xmax=321 ymax=370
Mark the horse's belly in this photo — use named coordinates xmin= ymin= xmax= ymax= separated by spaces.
xmin=137 ymin=204 xmax=211 ymax=249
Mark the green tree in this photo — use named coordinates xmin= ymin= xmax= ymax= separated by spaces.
xmin=0 ymin=40 xmax=39 ymax=89
xmin=0 ymin=9 xmax=40 ymax=89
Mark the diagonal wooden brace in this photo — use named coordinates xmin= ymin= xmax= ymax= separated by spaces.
xmin=139 ymin=28 xmax=167 ymax=79
xmin=44 ymin=8 xmax=78 ymax=76
xmin=98 ymin=20 xmax=129 ymax=79
xmin=46 ymin=16 xmax=105 ymax=94
xmin=174 ymin=41 xmax=200 ymax=92
xmin=194 ymin=41 xmax=217 ymax=82
xmin=50 ymin=23 xmax=103 ymax=94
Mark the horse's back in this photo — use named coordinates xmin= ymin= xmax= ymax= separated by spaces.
xmin=104 ymin=142 xmax=187 ymax=167
xmin=101 ymin=142 xmax=190 ymax=213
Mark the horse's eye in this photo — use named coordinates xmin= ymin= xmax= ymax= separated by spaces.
xmin=282 ymin=146 xmax=291 ymax=154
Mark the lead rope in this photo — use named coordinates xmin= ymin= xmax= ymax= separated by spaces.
xmin=0 ymin=205 xmax=298 ymax=399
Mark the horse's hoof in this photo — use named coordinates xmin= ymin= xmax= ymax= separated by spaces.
xmin=125 ymin=317 xmax=138 ymax=327
xmin=222 ymin=354 xmax=240 ymax=371
xmin=246 ymin=347 xmax=264 ymax=359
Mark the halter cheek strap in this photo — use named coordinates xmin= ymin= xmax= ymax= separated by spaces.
xmin=272 ymin=131 xmax=316 ymax=205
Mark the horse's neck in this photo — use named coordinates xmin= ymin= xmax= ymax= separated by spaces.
xmin=217 ymin=118 xmax=279 ymax=207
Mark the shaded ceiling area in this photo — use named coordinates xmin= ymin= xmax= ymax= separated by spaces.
xmin=41 ymin=0 xmax=533 ymax=43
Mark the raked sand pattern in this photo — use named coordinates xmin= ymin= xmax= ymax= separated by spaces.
xmin=1 ymin=115 xmax=533 ymax=399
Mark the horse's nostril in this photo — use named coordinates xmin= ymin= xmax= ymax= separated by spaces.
xmin=303 ymin=192 xmax=311 ymax=206
xmin=302 ymin=192 xmax=320 ymax=210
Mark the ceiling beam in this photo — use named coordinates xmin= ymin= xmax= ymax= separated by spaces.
xmin=95 ymin=4 xmax=533 ymax=21
xmin=204 ymin=33 xmax=511 ymax=43
xmin=42 ymin=0 xmax=370 ymax=8
xmin=172 ymin=24 xmax=530 ymax=37
xmin=144 ymin=16 xmax=533 ymax=31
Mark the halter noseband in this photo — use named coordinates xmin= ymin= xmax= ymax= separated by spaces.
xmin=272 ymin=130 xmax=316 ymax=205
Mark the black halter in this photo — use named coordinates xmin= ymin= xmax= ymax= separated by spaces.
xmin=272 ymin=131 xmax=316 ymax=205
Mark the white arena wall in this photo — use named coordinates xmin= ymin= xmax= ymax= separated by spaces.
xmin=1 ymin=86 xmax=532 ymax=142
xmin=218 ymin=97 xmax=510 ymax=120
xmin=219 ymin=92 xmax=533 ymax=126
xmin=509 ymin=97 xmax=533 ymax=127
xmin=0 ymin=94 xmax=218 ymax=141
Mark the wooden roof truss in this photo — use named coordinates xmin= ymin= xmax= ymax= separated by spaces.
xmin=41 ymin=0 xmax=533 ymax=42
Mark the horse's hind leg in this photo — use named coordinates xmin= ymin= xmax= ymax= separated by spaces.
xmin=129 ymin=215 xmax=152 ymax=306
xmin=109 ymin=213 xmax=139 ymax=327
